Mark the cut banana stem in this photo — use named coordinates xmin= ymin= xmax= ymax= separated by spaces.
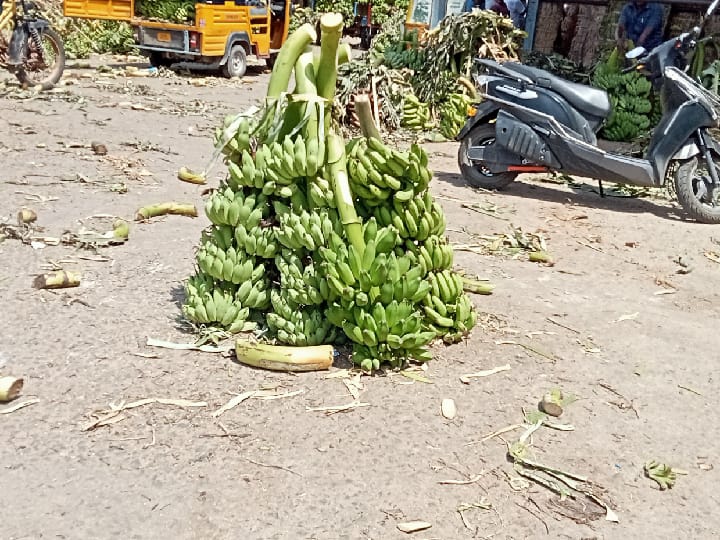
xmin=17 ymin=208 xmax=37 ymax=224
xmin=135 ymin=203 xmax=198 ymax=220
xmin=267 ymin=23 xmax=317 ymax=100
xmin=0 ymin=376 xmax=23 ymax=402
xmin=235 ymin=341 xmax=334 ymax=372
xmin=177 ymin=166 xmax=207 ymax=185
xmin=461 ymin=276 xmax=494 ymax=295
xmin=354 ymin=94 xmax=382 ymax=140
xmin=113 ymin=219 xmax=129 ymax=240
xmin=33 ymin=270 xmax=81 ymax=289
xmin=529 ymin=251 xmax=554 ymax=264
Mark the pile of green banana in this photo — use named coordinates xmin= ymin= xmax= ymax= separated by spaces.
xmin=401 ymin=94 xmax=433 ymax=131
xmin=593 ymin=48 xmax=656 ymax=142
xmin=439 ymin=93 xmax=473 ymax=140
xmin=182 ymin=17 xmax=481 ymax=372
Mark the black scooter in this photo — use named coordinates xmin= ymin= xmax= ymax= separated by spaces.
xmin=457 ymin=0 xmax=720 ymax=223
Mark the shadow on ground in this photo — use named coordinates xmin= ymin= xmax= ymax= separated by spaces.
xmin=434 ymin=170 xmax=689 ymax=223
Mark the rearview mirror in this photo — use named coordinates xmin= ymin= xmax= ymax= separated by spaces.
xmin=626 ymin=46 xmax=646 ymax=60
xmin=707 ymin=0 xmax=719 ymax=18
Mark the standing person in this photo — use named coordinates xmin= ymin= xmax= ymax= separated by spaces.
xmin=505 ymin=0 xmax=527 ymax=29
xmin=616 ymin=1 xmax=664 ymax=52
xmin=485 ymin=0 xmax=510 ymax=18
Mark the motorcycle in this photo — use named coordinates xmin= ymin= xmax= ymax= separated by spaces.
xmin=0 ymin=0 xmax=65 ymax=89
xmin=457 ymin=0 xmax=720 ymax=223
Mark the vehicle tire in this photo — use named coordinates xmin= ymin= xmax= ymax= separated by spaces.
xmin=457 ymin=123 xmax=517 ymax=190
xmin=15 ymin=27 xmax=65 ymax=90
xmin=222 ymin=45 xmax=247 ymax=79
xmin=674 ymin=157 xmax=720 ymax=223
xmin=266 ymin=53 xmax=277 ymax=70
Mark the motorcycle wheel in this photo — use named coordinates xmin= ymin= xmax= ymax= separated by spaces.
xmin=15 ymin=28 xmax=65 ymax=90
xmin=458 ymin=123 xmax=517 ymax=190
xmin=674 ymin=157 xmax=720 ymax=224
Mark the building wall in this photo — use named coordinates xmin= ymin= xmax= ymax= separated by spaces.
xmin=533 ymin=1 xmax=720 ymax=66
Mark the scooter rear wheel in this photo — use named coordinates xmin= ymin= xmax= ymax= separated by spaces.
xmin=458 ymin=123 xmax=517 ymax=190
xmin=674 ymin=157 xmax=720 ymax=224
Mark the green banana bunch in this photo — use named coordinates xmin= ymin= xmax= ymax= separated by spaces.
xmin=224 ymin=132 xmax=323 ymax=198
xmin=593 ymin=72 xmax=624 ymax=91
xmin=320 ymin=220 xmax=435 ymax=370
xmin=373 ymin=190 xmax=446 ymax=240
xmin=423 ymin=270 xmax=477 ymax=343
xmin=401 ymin=94 xmax=433 ymax=131
xmin=439 ymin=93 xmax=473 ymax=140
xmin=182 ymin=273 xmax=252 ymax=333
xmin=347 ymin=137 xmax=433 ymax=204
xmin=205 ymin=186 xmax=268 ymax=228
xmin=215 ymin=114 xmax=257 ymax=164
xmin=594 ymin=50 xmax=657 ymax=142
xmin=351 ymin=342 xmax=434 ymax=372
xmin=266 ymin=290 xmax=336 ymax=346
xmin=275 ymin=249 xmax=329 ymax=305
xmin=327 ymin=299 xmax=435 ymax=371
xmin=196 ymin=233 xmax=265 ymax=285
xmin=382 ymin=39 xmax=426 ymax=70
xmin=274 ymin=203 xmax=342 ymax=252
xmin=307 ymin=174 xmax=336 ymax=208
xmin=406 ymin=235 xmax=454 ymax=274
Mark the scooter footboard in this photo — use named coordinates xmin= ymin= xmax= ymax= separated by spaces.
xmin=558 ymin=139 xmax=658 ymax=186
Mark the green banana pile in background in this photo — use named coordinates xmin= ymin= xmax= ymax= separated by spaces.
xmin=336 ymin=10 xmax=525 ymax=139
xmin=382 ymin=31 xmax=425 ymax=70
xmin=183 ymin=15 xmax=479 ymax=371
xmin=401 ymin=94 xmax=433 ymax=131
xmin=438 ymin=93 xmax=474 ymax=140
xmin=592 ymin=47 xmax=656 ymax=142
xmin=135 ymin=0 xmax=196 ymax=24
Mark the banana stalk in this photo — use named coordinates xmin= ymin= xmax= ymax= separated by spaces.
xmin=135 ymin=202 xmax=198 ymax=220
xmin=0 ymin=376 xmax=23 ymax=402
xmin=267 ymin=23 xmax=317 ymax=101
xmin=316 ymin=13 xmax=344 ymax=133
xmin=235 ymin=341 xmax=334 ymax=371
xmin=354 ymin=94 xmax=382 ymax=141
xmin=327 ymin=133 xmax=365 ymax=256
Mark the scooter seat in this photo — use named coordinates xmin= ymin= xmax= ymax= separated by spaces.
xmin=503 ymin=63 xmax=611 ymax=120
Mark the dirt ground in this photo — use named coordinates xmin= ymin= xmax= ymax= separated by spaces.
xmin=2 ymin=57 xmax=720 ymax=540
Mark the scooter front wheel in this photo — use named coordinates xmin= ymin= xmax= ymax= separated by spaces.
xmin=14 ymin=28 xmax=65 ymax=90
xmin=674 ymin=157 xmax=720 ymax=224
xmin=458 ymin=123 xmax=517 ymax=190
